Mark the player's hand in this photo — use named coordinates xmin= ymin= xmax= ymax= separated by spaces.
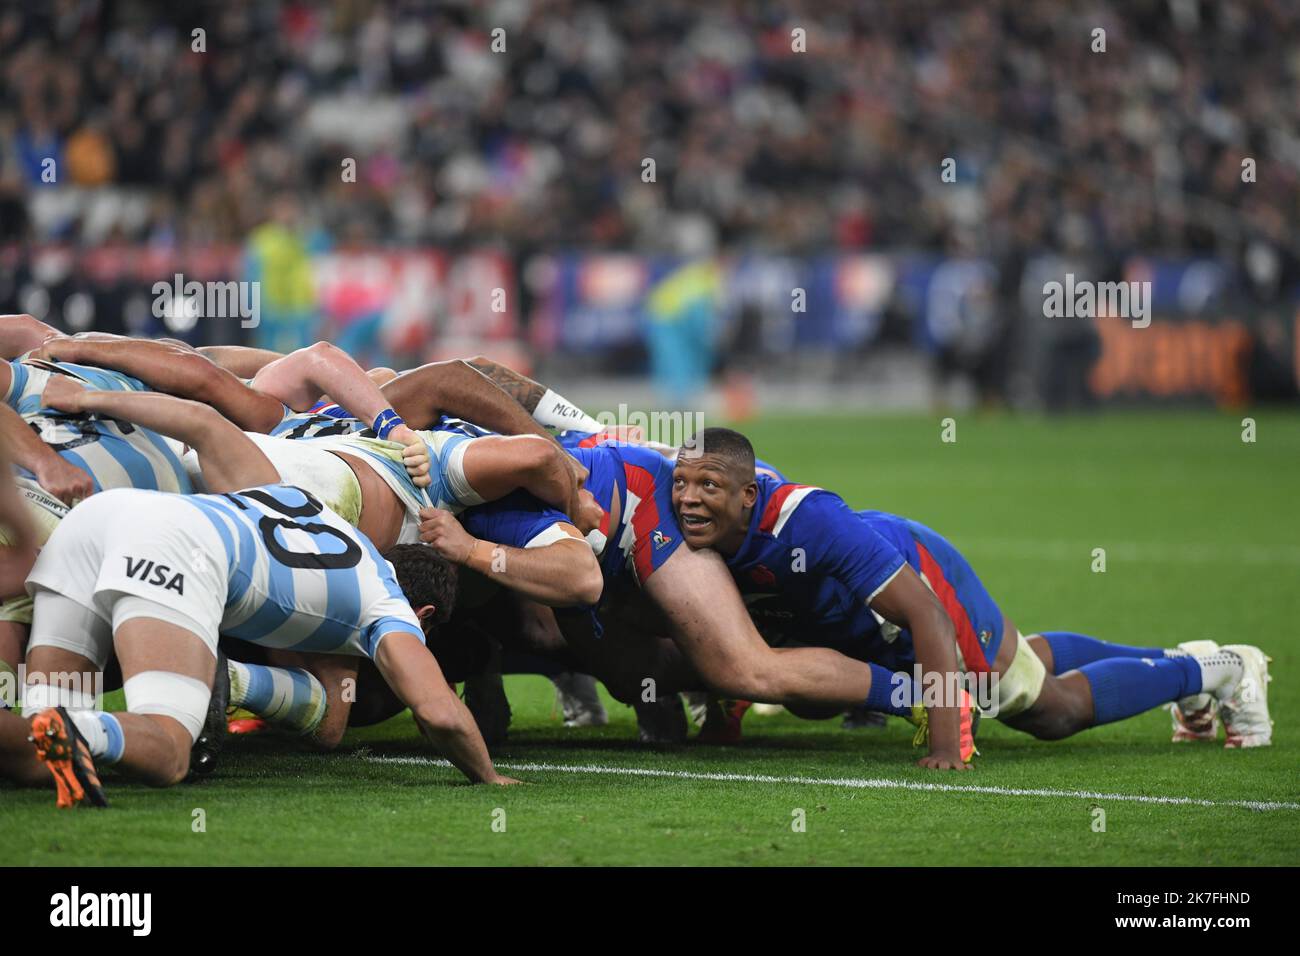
xmin=28 ymin=334 xmax=74 ymax=364
xmin=564 ymin=453 xmax=589 ymax=489
xmin=570 ymin=488 xmax=604 ymax=536
xmin=32 ymin=455 xmax=94 ymax=507
xmin=390 ymin=425 xmax=431 ymax=488
xmin=916 ymin=753 xmax=974 ymax=771
xmin=39 ymin=374 xmax=89 ymax=414
xmin=417 ymin=506 xmax=476 ymax=564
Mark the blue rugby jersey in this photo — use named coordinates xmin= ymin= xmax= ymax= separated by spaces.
xmin=723 ymin=475 xmax=1003 ymax=673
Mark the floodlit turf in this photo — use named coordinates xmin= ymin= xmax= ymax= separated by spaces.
xmin=4 ymin=410 xmax=1298 ymax=866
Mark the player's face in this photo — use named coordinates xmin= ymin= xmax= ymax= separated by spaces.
xmin=671 ymin=455 xmax=755 ymax=554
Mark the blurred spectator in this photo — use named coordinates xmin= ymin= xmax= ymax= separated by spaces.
xmin=0 ymin=0 xmax=1296 ymax=274
xmin=244 ymin=194 xmax=319 ymax=352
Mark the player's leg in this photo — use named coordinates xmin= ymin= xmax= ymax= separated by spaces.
xmin=1026 ymin=631 xmax=1181 ymax=673
xmin=996 ymin=625 xmax=1270 ymax=745
xmin=646 ymin=545 xmax=900 ymax=710
xmin=226 ymin=652 xmax=350 ymax=748
xmin=100 ymin=609 xmax=216 ymax=786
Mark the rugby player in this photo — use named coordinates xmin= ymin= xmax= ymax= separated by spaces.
xmin=0 ymin=387 xmax=517 ymax=804
xmin=671 ymin=427 xmax=1273 ymax=753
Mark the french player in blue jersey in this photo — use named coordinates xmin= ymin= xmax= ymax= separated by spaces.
xmin=409 ymin=433 xmax=949 ymax=752
xmin=670 ymin=427 xmax=1274 ymax=761
xmin=0 ymin=387 xmax=517 ymax=805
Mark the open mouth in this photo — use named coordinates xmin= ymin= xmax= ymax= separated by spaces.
xmin=678 ymin=512 xmax=712 ymax=535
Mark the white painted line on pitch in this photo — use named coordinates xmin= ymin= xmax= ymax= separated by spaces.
xmin=362 ymin=755 xmax=1300 ymax=812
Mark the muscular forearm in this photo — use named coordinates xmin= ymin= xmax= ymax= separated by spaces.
xmin=460 ymin=537 xmax=602 ymax=606
xmin=386 ymin=360 xmax=553 ymax=440
xmin=0 ymin=403 xmax=61 ymax=475
xmin=70 ymin=390 xmax=278 ymax=490
xmin=413 ymin=696 xmax=502 ymax=784
xmin=464 ymin=357 xmax=604 ymax=433
xmin=908 ymin=606 xmax=963 ymax=758
xmin=0 ymin=315 xmax=60 ymax=359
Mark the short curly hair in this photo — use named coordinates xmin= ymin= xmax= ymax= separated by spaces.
xmin=383 ymin=544 xmax=458 ymax=629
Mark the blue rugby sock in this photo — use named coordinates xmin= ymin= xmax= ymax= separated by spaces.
xmin=1080 ymin=655 xmax=1202 ymax=725
xmin=864 ymin=663 xmax=918 ymax=717
xmin=1042 ymin=631 xmax=1168 ymax=673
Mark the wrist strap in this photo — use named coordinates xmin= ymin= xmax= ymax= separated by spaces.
xmin=372 ymin=408 xmax=406 ymax=440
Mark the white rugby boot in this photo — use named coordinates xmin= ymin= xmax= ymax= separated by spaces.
xmin=1170 ymin=639 xmax=1220 ymax=742
xmin=1217 ymin=645 xmax=1273 ymax=748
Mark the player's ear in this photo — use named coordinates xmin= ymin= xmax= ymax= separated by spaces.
xmin=415 ymin=604 xmax=436 ymax=622
xmin=741 ymin=479 xmax=759 ymax=509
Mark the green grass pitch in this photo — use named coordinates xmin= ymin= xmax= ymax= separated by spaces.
xmin=4 ymin=410 xmax=1297 ymax=866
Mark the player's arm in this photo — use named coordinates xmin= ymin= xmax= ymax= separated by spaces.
xmin=252 ymin=342 xmax=431 ymax=480
xmin=39 ymin=376 xmax=279 ymax=492
xmin=0 ymin=314 xmax=61 ymax=359
xmin=383 ymin=359 xmax=559 ymax=442
xmin=372 ymin=629 xmax=519 ymax=785
xmin=35 ymin=334 xmax=287 ymax=433
xmin=196 ymin=345 xmax=285 ymax=378
xmin=418 ymin=506 xmax=604 ymax=606
xmin=867 ymin=567 xmax=967 ymax=770
xmin=459 ymin=435 xmax=588 ymax=529
xmin=793 ymin=494 xmax=969 ymax=770
xmin=0 ymin=402 xmax=94 ymax=505
xmin=466 ymin=356 xmax=606 ymax=433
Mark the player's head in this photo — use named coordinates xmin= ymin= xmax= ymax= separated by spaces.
xmin=384 ymin=544 xmax=458 ymax=637
xmin=672 ymin=427 xmax=758 ymax=555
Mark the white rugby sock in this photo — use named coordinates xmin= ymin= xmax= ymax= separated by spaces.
xmin=1195 ymin=649 xmax=1244 ymax=697
xmin=67 ymin=710 xmax=125 ymax=764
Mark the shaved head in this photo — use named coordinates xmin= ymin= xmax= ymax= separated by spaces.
xmin=682 ymin=427 xmax=755 ymax=478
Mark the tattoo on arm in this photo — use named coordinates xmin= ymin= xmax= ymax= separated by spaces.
xmin=466 ymin=358 xmax=546 ymax=413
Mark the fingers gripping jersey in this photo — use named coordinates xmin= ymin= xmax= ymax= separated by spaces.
xmin=28 ymin=485 xmax=423 ymax=658
xmin=3 ymin=360 xmax=192 ymax=495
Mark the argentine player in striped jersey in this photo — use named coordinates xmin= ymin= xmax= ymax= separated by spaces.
xmin=671 ymin=427 xmax=1275 ymax=764
xmin=0 ymin=388 xmax=516 ymax=805
xmin=0 ymin=358 xmax=197 ymax=672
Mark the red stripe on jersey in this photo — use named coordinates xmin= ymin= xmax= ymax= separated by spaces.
xmin=759 ymin=483 xmax=811 ymax=535
xmin=578 ymin=433 xmax=604 ymax=448
xmin=623 ymin=463 xmax=659 ymax=582
xmin=914 ymin=542 xmax=991 ymax=674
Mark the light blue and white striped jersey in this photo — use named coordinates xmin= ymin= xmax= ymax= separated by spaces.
xmin=4 ymin=360 xmax=192 ymax=494
xmin=184 ymin=484 xmax=424 ymax=657
xmin=269 ymin=408 xmax=367 ymax=440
